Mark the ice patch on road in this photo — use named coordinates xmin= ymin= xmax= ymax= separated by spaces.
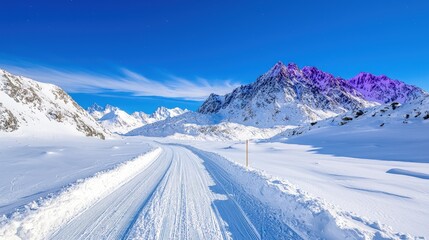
xmin=0 ymin=148 xmax=162 ymax=240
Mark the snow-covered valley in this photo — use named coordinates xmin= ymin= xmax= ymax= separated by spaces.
xmin=1 ymin=64 xmax=428 ymax=239
xmin=2 ymin=134 xmax=424 ymax=239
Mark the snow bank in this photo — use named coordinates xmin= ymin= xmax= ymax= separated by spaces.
xmin=185 ymin=146 xmax=411 ymax=240
xmin=0 ymin=148 xmax=162 ymax=240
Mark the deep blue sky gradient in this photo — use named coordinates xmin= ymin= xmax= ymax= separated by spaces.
xmin=1 ymin=0 xmax=428 ymax=113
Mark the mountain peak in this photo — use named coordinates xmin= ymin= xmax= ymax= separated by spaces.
xmin=352 ymin=72 xmax=392 ymax=83
xmin=87 ymin=103 xmax=103 ymax=113
xmin=265 ymin=61 xmax=288 ymax=78
xmin=301 ymin=66 xmax=338 ymax=88
xmin=264 ymin=61 xmax=301 ymax=79
xmin=104 ymin=104 xmax=119 ymax=112
xmin=275 ymin=61 xmax=285 ymax=66
xmin=151 ymin=106 xmax=188 ymax=121
xmin=287 ymin=62 xmax=299 ymax=71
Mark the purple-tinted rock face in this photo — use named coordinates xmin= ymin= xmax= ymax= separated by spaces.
xmin=348 ymin=72 xmax=426 ymax=104
xmin=301 ymin=66 xmax=339 ymax=91
xmin=197 ymin=61 xmax=427 ymax=127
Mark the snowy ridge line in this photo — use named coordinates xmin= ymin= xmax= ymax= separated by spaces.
xmin=183 ymin=145 xmax=412 ymax=240
xmin=0 ymin=147 xmax=162 ymax=240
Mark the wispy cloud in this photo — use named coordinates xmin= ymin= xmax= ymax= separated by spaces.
xmin=2 ymin=64 xmax=241 ymax=101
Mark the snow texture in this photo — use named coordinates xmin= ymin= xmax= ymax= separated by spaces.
xmin=127 ymin=111 xmax=294 ymax=141
xmin=0 ymin=142 xmax=413 ymax=239
xmin=0 ymin=148 xmax=161 ymax=239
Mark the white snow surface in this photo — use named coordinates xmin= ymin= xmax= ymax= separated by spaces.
xmin=185 ymin=110 xmax=429 ymax=238
xmin=0 ymin=136 xmax=411 ymax=239
xmin=0 ymin=147 xmax=161 ymax=240
xmin=0 ymin=136 xmax=153 ymax=215
xmin=127 ymin=111 xmax=294 ymax=141
xmin=271 ymin=95 xmax=429 ymax=142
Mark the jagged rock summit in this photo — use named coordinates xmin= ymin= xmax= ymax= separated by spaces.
xmin=349 ymin=72 xmax=425 ymax=104
xmin=199 ymin=62 xmax=363 ymax=127
xmin=198 ymin=61 xmax=427 ymax=127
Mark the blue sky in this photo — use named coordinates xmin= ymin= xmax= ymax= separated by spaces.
xmin=1 ymin=0 xmax=428 ymax=113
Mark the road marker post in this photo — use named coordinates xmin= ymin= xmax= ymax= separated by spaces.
xmin=246 ymin=139 xmax=249 ymax=168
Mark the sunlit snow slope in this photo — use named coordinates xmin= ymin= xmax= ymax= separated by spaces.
xmin=0 ymin=69 xmax=107 ymax=138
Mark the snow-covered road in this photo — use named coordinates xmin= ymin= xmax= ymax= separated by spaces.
xmin=1 ymin=142 xmax=406 ymax=239
xmin=1 ymin=144 xmax=296 ymax=239
xmin=49 ymin=145 xmax=262 ymax=239
xmin=125 ymin=145 xmax=263 ymax=239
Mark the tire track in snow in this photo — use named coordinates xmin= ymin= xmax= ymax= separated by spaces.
xmin=183 ymin=145 xmax=303 ymax=240
xmin=125 ymin=145 xmax=261 ymax=240
xmin=2 ymin=144 xmax=303 ymax=240
xmin=50 ymin=148 xmax=172 ymax=239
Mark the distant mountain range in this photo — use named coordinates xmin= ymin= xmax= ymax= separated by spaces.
xmin=129 ymin=62 xmax=427 ymax=140
xmin=0 ymin=69 xmax=107 ymax=138
xmin=87 ymin=104 xmax=188 ymax=134
xmin=1 ymin=62 xmax=427 ymax=140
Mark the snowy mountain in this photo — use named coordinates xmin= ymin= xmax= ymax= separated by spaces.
xmin=132 ymin=61 xmax=426 ymax=140
xmin=88 ymin=104 xmax=188 ymax=134
xmin=271 ymin=95 xmax=429 ymax=141
xmin=0 ymin=69 xmax=107 ymax=139
xmin=151 ymin=106 xmax=188 ymax=121
xmin=87 ymin=103 xmax=107 ymax=120
xmin=349 ymin=72 xmax=427 ymax=104
xmin=198 ymin=62 xmax=378 ymax=127
xmin=98 ymin=108 xmax=143 ymax=134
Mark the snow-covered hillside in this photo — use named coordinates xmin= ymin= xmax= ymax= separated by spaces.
xmin=271 ymin=95 xmax=429 ymax=141
xmin=0 ymin=69 xmax=107 ymax=139
xmin=127 ymin=112 xmax=291 ymax=140
xmin=150 ymin=106 xmax=188 ymax=121
xmin=88 ymin=104 xmax=188 ymax=134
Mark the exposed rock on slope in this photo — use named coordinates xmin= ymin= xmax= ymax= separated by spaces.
xmin=349 ymin=72 xmax=426 ymax=104
xmin=198 ymin=62 xmax=427 ymax=128
xmin=271 ymin=95 xmax=429 ymax=141
xmin=0 ymin=69 xmax=107 ymax=139
xmin=198 ymin=62 xmax=377 ymax=127
xmin=132 ymin=61 xmax=427 ymax=140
